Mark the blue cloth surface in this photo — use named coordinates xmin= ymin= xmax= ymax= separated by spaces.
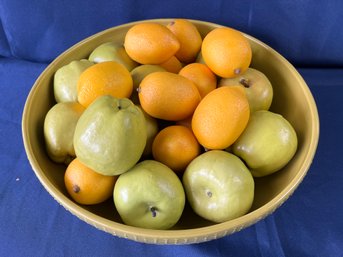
xmin=1 ymin=1 xmax=343 ymax=256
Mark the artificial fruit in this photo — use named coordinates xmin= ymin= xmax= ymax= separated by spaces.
xmin=219 ymin=67 xmax=273 ymax=112
xmin=113 ymin=160 xmax=185 ymax=229
xmin=73 ymin=95 xmax=147 ymax=176
xmin=232 ymin=110 xmax=298 ymax=177
xmin=183 ymin=150 xmax=254 ymax=223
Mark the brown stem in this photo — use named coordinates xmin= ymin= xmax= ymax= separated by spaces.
xmin=239 ymin=78 xmax=251 ymax=88
xmin=150 ymin=206 xmax=157 ymax=217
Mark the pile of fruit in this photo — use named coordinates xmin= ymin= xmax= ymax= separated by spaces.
xmin=44 ymin=19 xmax=298 ymax=230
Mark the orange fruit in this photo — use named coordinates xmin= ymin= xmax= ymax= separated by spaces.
xmin=201 ymin=27 xmax=252 ymax=78
xmin=124 ymin=22 xmax=180 ymax=64
xmin=192 ymin=86 xmax=250 ymax=150
xmin=138 ymin=71 xmax=201 ymax=121
xmin=130 ymin=64 xmax=166 ymax=104
xmin=77 ymin=61 xmax=133 ymax=108
xmin=152 ymin=125 xmax=201 ymax=173
xmin=167 ymin=19 xmax=202 ymax=63
xmin=159 ymin=56 xmax=183 ymax=73
xmin=64 ymin=158 xmax=117 ymax=205
xmin=176 ymin=115 xmax=193 ymax=129
xmin=179 ymin=63 xmax=217 ymax=98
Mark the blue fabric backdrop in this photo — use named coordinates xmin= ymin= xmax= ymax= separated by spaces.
xmin=1 ymin=1 xmax=343 ymax=256
xmin=1 ymin=0 xmax=343 ymax=65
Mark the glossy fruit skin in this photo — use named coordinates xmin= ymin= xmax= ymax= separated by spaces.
xmin=44 ymin=102 xmax=85 ymax=165
xmin=130 ymin=64 xmax=166 ymax=104
xmin=219 ymin=68 xmax=273 ymax=113
xmin=113 ymin=160 xmax=185 ymax=230
xmin=183 ymin=150 xmax=254 ymax=223
xmin=167 ymin=19 xmax=202 ymax=63
xmin=232 ymin=110 xmax=298 ymax=177
xmin=54 ymin=59 xmax=93 ymax=103
xmin=191 ymin=86 xmax=250 ymax=150
xmin=201 ymin=27 xmax=252 ymax=78
xmin=159 ymin=56 xmax=183 ymax=73
xmin=179 ymin=63 xmax=217 ymax=99
xmin=152 ymin=125 xmax=201 ymax=173
xmin=138 ymin=71 xmax=201 ymax=121
xmin=73 ymin=95 xmax=147 ymax=176
xmin=88 ymin=42 xmax=138 ymax=71
xmin=64 ymin=158 xmax=117 ymax=205
xmin=124 ymin=22 xmax=180 ymax=64
xmin=77 ymin=61 xmax=133 ymax=108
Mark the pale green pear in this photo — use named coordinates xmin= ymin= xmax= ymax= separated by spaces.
xmin=53 ymin=59 xmax=93 ymax=103
xmin=232 ymin=110 xmax=298 ymax=177
xmin=44 ymin=102 xmax=85 ymax=164
xmin=219 ymin=68 xmax=273 ymax=113
xmin=89 ymin=42 xmax=138 ymax=71
xmin=73 ymin=95 xmax=147 ymax=176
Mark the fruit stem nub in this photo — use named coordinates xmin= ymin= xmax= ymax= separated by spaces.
xmin=150 ymin=206 xmax=157 ymax=217
xmin=239 ymin=78 xmax=251 ymax=88
xmin=73 ymin=185 xmax=80 ymax=193
xmin=234 ymin=68 xmax=241 ymax=75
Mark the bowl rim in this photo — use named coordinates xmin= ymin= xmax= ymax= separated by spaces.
xmin=22 ymin=18 xmax=320 ymax=244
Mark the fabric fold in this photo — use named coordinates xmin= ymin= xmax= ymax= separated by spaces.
xmin=0 ymin=18 xmax=11 ymax=58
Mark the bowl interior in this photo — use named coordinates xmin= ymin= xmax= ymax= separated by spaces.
xmin=22 ymin=19 xmax=319 ymax=244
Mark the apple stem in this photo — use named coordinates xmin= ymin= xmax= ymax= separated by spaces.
xmin=150 ymin=206 xmax=157 ymax=217
xmin=239 ymin=78 xmax=251 ymax=88
xmin=207 ymin=191 xmax=212 ymax=198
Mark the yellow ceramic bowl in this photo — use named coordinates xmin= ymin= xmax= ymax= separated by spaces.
xmin=22 ymin=19 xmax=319 ymax=244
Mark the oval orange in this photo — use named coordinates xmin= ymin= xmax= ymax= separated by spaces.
xmin=138 ymin=71 xmax=201 ymax=121
xmin=179 ymin=63 xmax=217 ymax=98
xmin=159 ymin=56 xmax=183 ymax=73
xmin=192 ymin=86 xmax=250 ymax=149
xmin=77 ymin=61 xmax=133 ymax=108
xmin=124 ymin=22 xmax=180 ymax=64
xmin=201 ymin=27 xmax=252 ymax=78
xmin=167 ymin=19 xmax=203 ymax=63
xmin=64 ymin=158 xmax=117 ymax=205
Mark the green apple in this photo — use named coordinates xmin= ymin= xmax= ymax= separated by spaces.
xmin=73 ymin=95 xmax=147 ymax=176
xmin=44 ymin=102 xmax=85 ymax=164
xmin=219 ymin=68 xmax=273 ymax=112
xmin=88 ymin=42 xmax=138 ymax=71
xmin=232 ymin=110 xmax=298 ymax=177
xmin=183 ymin=150 xmax=254 ymax=223
xmin=113 ymin=160 xmax=185 ymax=229
xmin=53 ymin=59 xmax=93 ymax=103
